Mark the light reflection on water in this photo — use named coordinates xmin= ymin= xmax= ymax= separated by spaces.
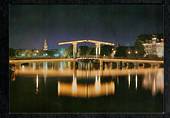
xmin=10 ymin=61 xmax=164 ymax=112
xmin=142 ymin=68 xmax=164 ymax=96
xmin=57 ymin=75 xmax=115 ymax=98
xmin=12 ymin=61 xmax=164 ymax=97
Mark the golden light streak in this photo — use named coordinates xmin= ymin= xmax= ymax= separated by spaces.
xmin=128 ymin=73 xmax=131 ymax=88
xmin=135 ymin=74 xmax=138 ymax=90
xmin=58 ymin=81 xmax=115 ymax=98
xmin=35 ymin=74 xmax=39 ymax=94
xmin=58 ymin=82 xmax=60 ymax=96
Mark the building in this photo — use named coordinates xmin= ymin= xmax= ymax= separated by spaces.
xmin=43 ymin=39 xmax=48 ymax=51
xmin=142 ymin=35 xmax=164 ymax=58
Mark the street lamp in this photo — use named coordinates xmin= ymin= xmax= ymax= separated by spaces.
xmin=135 ymin=50 xmax=138 ymax=58
xmin=36 ymin=50 xmax=39 ymax=53
xmin=127 ymin=50 xmax=131 ymax=58
xmin=112 ymin=50 xmax=116 ymax=58
xmin=128 ymin=50 xmax=131 ymax=54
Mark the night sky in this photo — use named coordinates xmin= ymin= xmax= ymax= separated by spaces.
xmin=9 ymin=5 xmax=163 ymax=49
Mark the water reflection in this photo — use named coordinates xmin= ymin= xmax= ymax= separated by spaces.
xmin=128 ymin=73 xmax=131 ymax=88
xmin=12 ymin=62 xmax=164 ymax=97
xmin=35 ymin=74 xmax=39 ymax=95
xmin=135 ymin=73 xmax=138 ymax=90
xmin=43 ymin=62 xmax=47 ymax=85
xmin=58 ymin=79 xmax=115 ymax=98
xmin=142 ymin=69 xmax=164 ymax=96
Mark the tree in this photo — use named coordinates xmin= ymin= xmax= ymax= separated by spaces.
xmin=79 ymin=46 xmax=89 ymax=56
xmin=134 ymin=34 xmax=152 ymax=57
xmin=156 ymin=33 xmax=163 ymax=39
xmin=46 ymin=50 xmax=56 ymax=57
xmin=65 ymin=46 xmax=73 ymax=58
xmin=77 ymin=46 xmax=96 ymax=57
xmin=89 ymin=47 xmax=96 ymax=55
xmin=100 ymin=45 xmax=114 ymax=56
xmin=114 ymin=46 xmax=128 ymax=57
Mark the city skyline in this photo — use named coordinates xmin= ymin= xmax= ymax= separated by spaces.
xmin=9 ymin=5 xmax=163 ymax=49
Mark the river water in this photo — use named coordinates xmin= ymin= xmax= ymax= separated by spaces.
xmin=10 ymin=61 xmax=164 ymax=112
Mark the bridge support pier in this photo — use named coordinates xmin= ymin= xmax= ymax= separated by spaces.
xmin=134 ymin=62 xmax=139 ymax=69
xmin=96 ymin=43 xmax=101 ymax=58
xmin=109 ymin=62 xmax=112 ymax=69
xmin=126 ymin=63 xmax=130 ymax=69
xmin=100 ymin=60 xmax=103 ymax=70
xmin=73 ymin=42 xmax=77 ymax=58
xmin=116 ymin=62 xmax=120 ymax=69
xmin=122 ymin=62 xmax=125 ymax=69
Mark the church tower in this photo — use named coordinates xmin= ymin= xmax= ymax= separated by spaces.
xmin=43 ymin=39 xmax=48 ymax=51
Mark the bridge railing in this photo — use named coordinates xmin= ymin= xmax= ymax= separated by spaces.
xmin=10 ymin=55 xmax=163 ymax=61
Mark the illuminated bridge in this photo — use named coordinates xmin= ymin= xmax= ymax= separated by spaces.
xmin=9 ymin=57 xmax=163 ymax=68
xmin=9 ymin=39 xmax=163 ymax=68
xmin=58 ymin=39 xmax=115 ymax=58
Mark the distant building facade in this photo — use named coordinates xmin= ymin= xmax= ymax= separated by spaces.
xmin=142 ymin=36 xmax=164 ymax=58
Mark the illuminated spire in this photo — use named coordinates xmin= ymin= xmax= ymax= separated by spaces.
xmin=43 ymin=39 xmax=48 ymax=51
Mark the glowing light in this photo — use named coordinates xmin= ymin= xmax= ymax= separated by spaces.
xmin=152 ymin=79 xmax=156 ymax=96
xmin=57 ymin=81 xmax=115 ymax=98
xmin=58 ymin=82 xmax=60 ymax=96
xmin=128 ymin=73 xmax=131 ymax=88
xmin=95 ymin=75 xmax=101 ymax=94
xmin=135 ymin=51 xmax=138 ymax=54
xmin=135 ymin=74 xmax=138 ymax=89
xmin=21 ymin=53 xmax=25 ymax=56
xmin=72 ymin=78 xmax=77 ymax=96
xmin=43 ymin=53 xmax=48 ymax=56
xmin=54 ymin=53 xmax=59 ymax=57
xmin=21 ymin=65 xmax=25 ymax=70
xmin=112 ymin=82 xmax=115 ymax=95
xmin=128 ymin=51 xmax=131 ymax=54
xmin=33 ymin=53 xmax=37 ymax=56
xmin=36 ymin=74 xmax=39 ymax=94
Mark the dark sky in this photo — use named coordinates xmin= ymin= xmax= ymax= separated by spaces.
xmin=9 ymin=5 xmax=163 ymax=49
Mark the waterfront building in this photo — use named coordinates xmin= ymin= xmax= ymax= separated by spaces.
xmin=142 ymin=35 xmax=164 ymax=58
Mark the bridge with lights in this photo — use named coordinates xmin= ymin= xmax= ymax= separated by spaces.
xmin=9 ymin=40 xmax=164 ymax=68
xmin=58 ymin=39 xmax=115 ymax=58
